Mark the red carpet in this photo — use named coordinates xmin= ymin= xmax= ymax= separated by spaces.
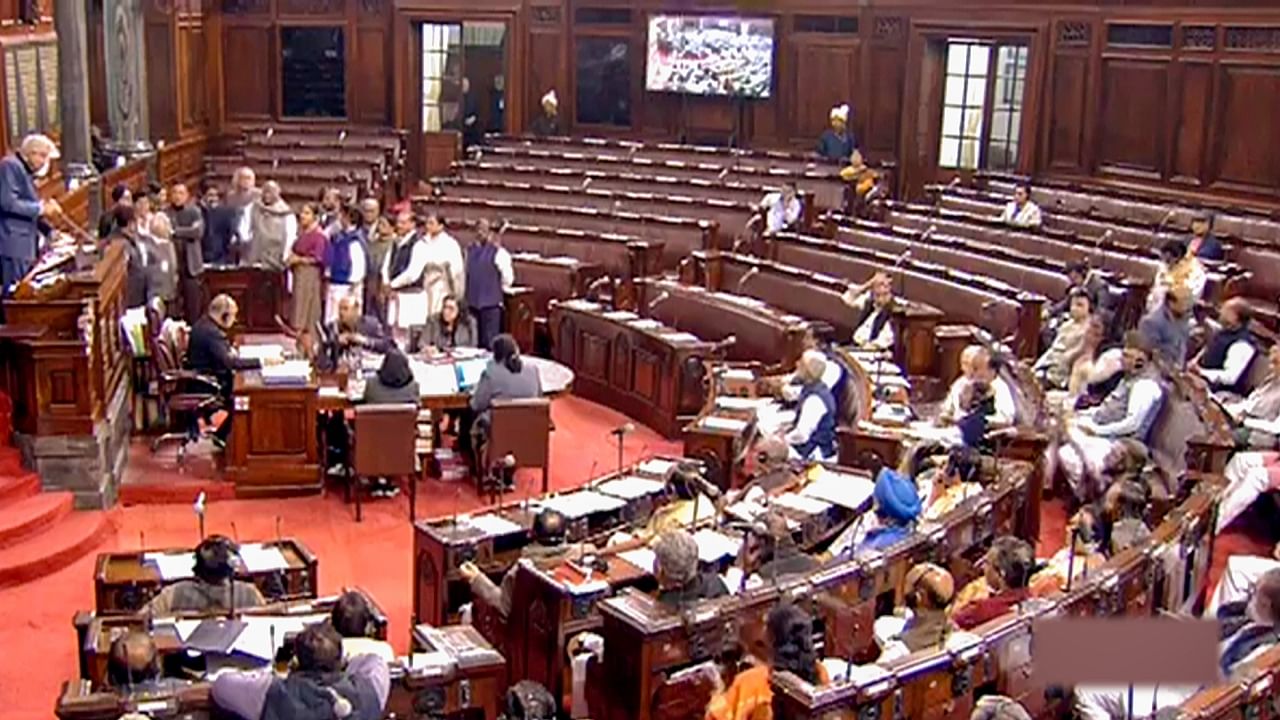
xmin=0 ymin=394 xmax=679 ymax=720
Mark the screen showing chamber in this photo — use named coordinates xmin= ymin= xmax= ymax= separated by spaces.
xmin=645 ymin=14 xmax=775 ymax=99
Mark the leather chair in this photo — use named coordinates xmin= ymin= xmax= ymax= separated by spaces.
xmin=477 ymin=397 xmax=553 ymax=498
xmin=148 ymin=329 xmax=222 ymax=467
xmin=351 ymin=403 xmax=419 ymax=522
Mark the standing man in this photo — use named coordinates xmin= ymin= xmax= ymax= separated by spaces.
xmin=224 ymin=167 xmax=259 ymax=264
xmin=0 ymin=134 xmax=61 ymax=303
xmin=816 ymin=104 xmax=855 ymax=164
xmin=243 ymin=181 xmax=294 ymax=272
xmin=199 ymin=185 xmax=237 ymax=266
xmin=465 ymin=218 xmax=514 ymax=351
xmin=382 ymin=209 xmax=426 ymax=347
xmin=360 ymin=198 xmax=391 ymax=322
xmin=167 ymin=183 xmax=205 ymax=322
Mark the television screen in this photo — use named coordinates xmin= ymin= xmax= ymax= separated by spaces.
xmin=645 ymin=14 xmax=776 ymax=99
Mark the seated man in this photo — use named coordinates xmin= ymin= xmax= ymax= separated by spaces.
xmin=1034 ymin=290 xmax=1093 ymax=390
xmin=330 ymin=591 xmax=394 ymax=663
xmin=1058 ymin=333 xmax=1165 ymax=504
xmin=939 ymin=345 xmax=1017 ymax=428
xmin=842 ymin=272 xmax=896 ymax=351
xmin=875 ymin=562 xmax=960 ymax=662
xmin=1046 ymin=261 xmax=1111 ymax=323
xmin=1075 ymin=568 xmax=1280 ymax=719
xmin=145 ymin=535 xmax=265 ymax=615
xmin=106 ymin=631 xmax=188 ymax=692
xmin=316 ymin=294 xmax=393 ymax=373
xmin=1217 ymin=450 xmax=1280 ymax=534
xmin=459 ymin=508 xmax=591 ymax=616
xmin=1226 ymin=344 xmax=1280 ymax=449
xmin=997 ymin=183 xmax=1042 ymax=228
xmin=1208 ymin=546 xmax=1280 ymax=616
xmin=953 ymin=536 xmax=1035 ymax=630
xmin=835 ymin=466 xmax=921 ymax=558
xmin=1028 ymin=505 xmax=1109 ymax=596
xmin=187 ymin=294 xmax=263 ymax=447
xmin=653 ymin=528 xmax=728 ymax=608
xmin=1196 ymin=298 xmax=1258 ymax=399
xmin=212 ymin=622 xmax=390 ymax=720
xmin=760 ymin=181 xmax=801 ymax=234
xmin=970 ymin=696 xmax=1033 ymax=720
xmin=783 ymin=351 xmax=839 ymax=462
xmin=748 ymin=510 xmax=818 ymax=583
xmin=920 ymin=445 xmax=985 ymax=521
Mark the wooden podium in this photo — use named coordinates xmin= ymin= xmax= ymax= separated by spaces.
xmin=225 ymin=370 xmax=322 ymax=496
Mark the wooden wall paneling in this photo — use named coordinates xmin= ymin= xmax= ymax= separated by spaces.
xmin=1169 ymin=58 xmax=1211 ymax=186
xmin=526 ymin=26 xmax=565 ymax=134
xmin=1211 ymin=62 xmax=1280 ymax=196
xmin=863 ymin=14 xmax=907 ymax=160
xmin=145 ymin=9 xmax=178 ymax=140
xmin=87 ymin=0 xmax=108 ymax=133
xmin=1095 ymin=55 xmax=1169 ymax=178
xmin=1045 ymin=51 xmax=1089 ymax=171
xmin=789 ymin=36 xmax=858 ymax=146
xmin=178 ymin=14 xmax=210 ymax=133
xmin=222 ymin=23 xmax=274 ymax=120
xmin=352 ymin=25 xmax=389 ymax=123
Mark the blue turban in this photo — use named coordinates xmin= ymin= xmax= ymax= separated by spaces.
xmin=873 ymin=468 xmax=921 ymax=524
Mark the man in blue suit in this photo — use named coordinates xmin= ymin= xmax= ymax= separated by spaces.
xmin=0 ymin=134 xmax=61 ymax=299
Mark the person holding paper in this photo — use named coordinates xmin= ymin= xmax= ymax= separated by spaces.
xmin=459 ymin=509 xmax=594 ymax=616
xmin=938 ymin=345 xmax=1016 ymax=428
xmin=145 ymin=535 xmax=265 ymax=616
xmin=783 ymin=351 xmax=838 ymax=463
xmin=1225 ymin=345 xmax=1280 ymax=449
xmin=1074 ymin=568 xmax=1280 ymax=720
xmin=653 ymin=528 xmax=728 ymax=607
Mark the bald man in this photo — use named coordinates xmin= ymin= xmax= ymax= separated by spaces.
xmin=784 ymin=350 xmax=839 ymax=462
xmin=0 ymin=134 xmax=61 ymax=302
xmin=187 ymin=294 xmax=264 ymax=446
xmin=243 ymin=180 xmax=294 ymax=272
xmin=938 ymin=345 xmax=1016 ymax=428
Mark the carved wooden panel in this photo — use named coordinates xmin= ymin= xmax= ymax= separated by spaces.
xmin=180 ymin=23 xmax=209 ymax=130
xmin=145 ymin=20 xmax=177 ymax=139
xmin=866 ymin=44 xmax=904 ymax=155
xmin=1057 ymin=20 xmax=1091 ymax=48
xmin=872 ymin=16 xmax=905 ymax=46
xmin=579 ymin=331 xmax=609 ymax=381
xmin=1215 ymin=65 xmax=1280 ymax=191
xmin=611 ymin=331 xmax=632 ymax=389
xmin=223 ymin=25 xmax=272 ymax=118
xmin=249 ymin=401 xmax=310 ymax=454
xmin=1097 ymin=59 xmax=1168 ymax=174
xmin=633 ymin=348 xmax=660 ymax=404
xmin=530 ymin=5 xmax=561 ymax=25
xmin=526 ymin=28 xmax=564 ymax=128
xmin=279 ymin=0 xmax=342 ymax=15
xmin=1224 ymin=26 xmax=1280 ymax=52
xmin=352 ymin=27 xmax=388 ymax=123
xmin=358 ymin=0 xmax=385 ymax=16
xmin=1182 ymin=26 xmax=1216 ymax=51
xmin=1171 ymin=62 xmax=1212 ymax=182
xmin=222 ymin=0 xmax=268 ymax=14
xmin=792 ymin=41 xmax=858 ymax=140
xmin=1106 ymin=23 xmax=1174 ymax=48
xmin=1047 ymin=53 xmax=1088 ymax=170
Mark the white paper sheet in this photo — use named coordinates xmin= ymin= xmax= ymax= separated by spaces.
xmin=627 ymin=319 xmax=663 ymax=330
xmin=237 ymin=344 xmax=286 ymax=363
xmin=237 ymin=543 xmax=289 ymax=573
xmin=770 ymin=492 xmax=833 ymax=516
xmin=145 ymin=552 xmax=195 ymax=581
xmin=692 ymin=529 xmax=741 ymax=563
xmin=318 ymin=386 xmax=345 ymax=399
xmin=636 ymin=458 xmax=678 ymax=477
xmin=537 ymin=490 xmax=628 ymax=519
xmin=260 ymin=360 xmax=312 ymax=383
xmin=699 ymin=416 xmax=750 ymax=433
xmin=719 ymin=368 xmax=755 ymax=382
xmin=661 ymin=332 xmax=701 ymax=344
xmin=715 ymin=396 xmax=767 ymax=411
xmin=465 ymin=513 xmax=524 ymax=537
xmin=617 ymin=548 xmax=657 ymax=574
xmin=595 ymin=476 xmax=666 ymax=500
xmin=413 ymin=361 xmax=460 ymax=396
xmin=231 ymin=613 xmax=328 ymax=662
xmin=800 ymin=471 xmax=876 ymax=511
xmin=602 ymin=311 xmax=638 ymax=321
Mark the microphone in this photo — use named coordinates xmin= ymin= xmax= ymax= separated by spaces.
xmin=920 ymin=225 xmax=937 ymax=242
xmin=647 ymin=291 xmax=671 ymax=312
xmin=717 ymin=167 xmax=730 ymax=182
xmin=265 ymin=126 xmax=274 ymax=140
xmin=581 ymin=177 xmax=593 ymax=190
xmin=893 ymin=248 xmax=914 ymax=268
xmin=736 ymin=266 xmax=760 ymax=292
xmin=713 ymin=334 xmax=738 ymax=354
xmin=275 ymin=516 xmax=282 ymax=546
xmin=230 ymin=521 xmax=240 ymax=543
xmin=1157 ymin=208 xmax=1175 ymax=230
xmin=947 ymin=176 xmax=961 ymax=189
xmin=338 ymin=129 xmax=348 ymax=143
xmin=193 ymin=492 xmax=207 ymax=541
xmin=139 ymin=531 xmax=145 ymax=551
xmin=610 ymin=423 xmax=636 ymax=437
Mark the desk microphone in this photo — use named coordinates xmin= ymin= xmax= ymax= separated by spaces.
xmin=581 ymin=177 xmax=593 ymax=190
xmin=139 ymin=531 xmax=145 ymax=551
xmin=193 ymin=492 xmax=207 ymax=541
xmin=1096 ymin=229 xmax=1114 ymax=276
xmin=647 ymin=291 xmax=671 ymax=313
xmin=230 ymin=521 xmax=240 ymax=544
xmin=275 ymin=516 xmax=282 ymax=546
xmin=265 ymin=126 xmax=274 ymax=140
xmin=947 ymin=176 xmax=961 ymax=190
xmin=717 ymin=167 xmax=730 ymax=183
xmin=610 ymin=423 xmax=635 ymax=437
xmin=736 ymin=266 xmax=760 ymax=293
xmin=713 ymin=334 xmax=738 ymax=355
xmin=1157 ymin=208 xmax=1176 ymax=230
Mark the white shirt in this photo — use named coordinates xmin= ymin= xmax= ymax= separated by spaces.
xmin=495 ymin=246 xmax=515 ymax=290
xmin=763 ymin=192 xmax=801 ymax=234
xmin=382 ymin=233 xmax=428 ymax=290
xmin=1078 ymin=376 xmax=1163 ymax=437
xmin=786 ymin=392 xmax=834 ymax=458
xmin=1200 ymin=340 xmax=1257 ymax=389
xmin=1148 ymin=259 xmax=1207 ymax=311
xmin=781 ymin=358 xmax=842 ymax=402
xmin=843 ymin=290 xmax=895 ymax=350
xmin=940 ymin=375 xmax=1017 ymax=427
xmin=999 ymin=200 xmax=1042 ymax=228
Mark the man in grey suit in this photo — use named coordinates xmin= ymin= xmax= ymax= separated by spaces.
xmin=167 ymin=182 xmax=206 ymax=321
xmin=0 ymin=134 xmax=61 ymax=303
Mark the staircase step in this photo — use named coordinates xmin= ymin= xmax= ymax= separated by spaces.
xmin=0 ymin=511 xmax=113 ymax=588
xmin=0 ymin=492 xmax=74 ymax=548
xmin=0 ymin=446 xmax=22 ymax=473
xmin=0 ymin=472 xmax=40 ymax=506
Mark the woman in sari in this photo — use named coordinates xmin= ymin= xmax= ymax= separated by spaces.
xmin=706 ymin=604 xmax=830 ymax=720
xmin=288 ymin=202 xmax=328 ymax=334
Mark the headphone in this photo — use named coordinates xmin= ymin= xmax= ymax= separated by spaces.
xmin=903 ymin=563 xmax=953 ymax=610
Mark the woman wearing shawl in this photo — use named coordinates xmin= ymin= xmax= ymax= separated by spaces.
xmin=359 ymin=350 xmax=419 ymax=497
xmin=288 ymin=203 xmax=328 ymax=334
xmin=706 ymin=604 xmax=830 ymax=720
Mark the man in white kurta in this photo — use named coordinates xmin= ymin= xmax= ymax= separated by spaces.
xmin=383 ymin=209 xmax=427 ymax=337
xmin=419 ymin=214 xmax=465 ymax=319
xmin=998 ymin=184 xmax=1042 ymax=229
xmin=842 ymin=272 xmax=896 ymax=351
xmin=938 ymin=345 xmax=1017 ymax=427
xmin=761 ymin=182 xmax=802 ymax=234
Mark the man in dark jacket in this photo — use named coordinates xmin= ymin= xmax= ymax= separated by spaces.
xmin=167 ymin=182 xmax=205 ymax=321
xmin=654 ymin=528 xmax=728 ymax=607
xmin=0 ymin=134 xmax=60 ymax=302
xmin=200 ymin=184 xmax=240 ymax=266
xmin=188 ymin=293 xmax=263 ymax=446
xmin=459 ymin=508 xmax=594 ymax=615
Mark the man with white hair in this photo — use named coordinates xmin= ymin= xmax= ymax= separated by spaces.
xmin=225 ymin=167 xmax=259 ymax=258
xmin=816 ymin=104 xmax=856 ymax=164
xmin=784 ymin=350 xmax=839 ymax=462
xmin=242 ymin=180 xmax=295 ymax=272
xmin=530 ymin=90 xmax=562 ymax=137
xmin=0 ymin=134 xmax=61 ymax=299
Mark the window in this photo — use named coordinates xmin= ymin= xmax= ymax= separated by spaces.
xmin=939 ymin=42 xmax=990 ymax=170
xmin=421 ymin=23 xmax=462 ymax=132
xmin=937 ymin=40 xmax=1028 ymax=171
xmin=986 ymin=45 xmax=1028 ymax=172
xmin=575 ymin=38 xmax=631 ymax=127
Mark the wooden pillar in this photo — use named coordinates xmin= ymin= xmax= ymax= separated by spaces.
xmin=102 ymin=0 xmax=152 ymax=156
xmin=54 ymin=0 xmax=98 ymax=187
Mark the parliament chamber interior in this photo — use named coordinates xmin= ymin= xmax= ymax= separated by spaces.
xmin=3 ymin=0 xmax=1280 ymax=718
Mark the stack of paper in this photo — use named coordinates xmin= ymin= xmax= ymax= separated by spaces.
xmin=602 ymin=310 xmax=638 ymax=322
xmin=770 ymin=492 xmax=833 ymax=516
xmin=238 ymin=344 xmax=286 ymax=364
xmin=260 ymin=360 xmax=312 ymax=385
xmin=628 ymin=319 xmax=663 ymax=330
xmin=413 ymin=362 xmax=459 ymax=396
xmin=636 ymin=458 xmax=678 ymax=477
xmin=715 ymin=396 xmax=766 ymax=411
xmin=800 ymin=471 xmax=876 ymax=511
xmin=617 ymin=548 xmax=657 ymax=573
xmin=700 ymin=416 xmax=750 ymax=433
xmin=464 ymin=513 xmax=524 ymax=538
xmin=595 ymin=476 xmax=666 ymax=500
xmin=661 ymin=332 xmax=701 ymax=344
xmin=560 ymin=300 xmax=601 ymax=311
xmin=537 ymin=490 xmax=628 ymax=519
xmin=146 ymin=552 xmax=195 ymax=581
xmin=692 ymin=529 xmax=741 ymax=563
xmin=238 ymin=543 xmax=289 ymax=573
xmin=719 ymin=368 xmax=755 ymax=383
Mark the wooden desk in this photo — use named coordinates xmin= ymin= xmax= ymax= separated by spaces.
xmin=549 ymin=300 xmax=716 ymax=438
xmin=387 ymin=624 xmax=506 ymax=720
xmin=226 ymin=370 xmax=322 ymax=497
xmin=93 ymin=538 xmax=318 ymax=614
xmin=201 ymin=265 xmax=284 ymax=334
xmin=56 ymin=679 xmax=210 ymax=720
xmin=77 ymin=588 xmax=389 ymax=688
xmin=412 ymin=456 xmax=685 ymax=627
